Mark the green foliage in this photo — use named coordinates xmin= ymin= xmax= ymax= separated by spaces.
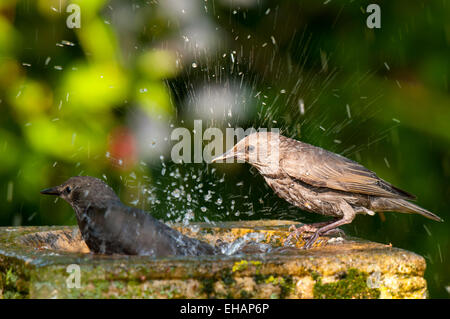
xmin=0 ymin=0 xmax=176 ymax=226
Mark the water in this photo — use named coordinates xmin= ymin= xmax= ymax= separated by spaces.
xmin=219 ymin=232 xmax=271 ymax=255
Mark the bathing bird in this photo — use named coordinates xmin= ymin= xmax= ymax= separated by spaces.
xmin=212 ymin=132 xmax=443 ymax=249
xmin=41 ymin=176 xmax=217 ymax=256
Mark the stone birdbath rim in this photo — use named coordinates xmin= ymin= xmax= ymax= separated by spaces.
xmin=0 ymin=220 xmax=428 ymax=298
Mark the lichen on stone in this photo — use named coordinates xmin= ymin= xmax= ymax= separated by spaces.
xmin=0 ymin=224 xmax=429 ymax=299
xmin=313 ymin=268 xmax=380 ymax=299
xmin=0 ymin=267 xmax=29 ymax=299
xmin=232 ymin=260 xmax=262 ymax=273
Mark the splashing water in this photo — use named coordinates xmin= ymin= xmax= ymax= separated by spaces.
xmin=218 ymin=232 xmax=272 ymax=256
xmin=97 ymin=1 xmax=404 ymax=231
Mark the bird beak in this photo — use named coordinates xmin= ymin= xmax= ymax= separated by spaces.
xmin=40 ymin=186 xmax=61 ymax=196
xmin=211 ymin=149 xmax=236 ymax=163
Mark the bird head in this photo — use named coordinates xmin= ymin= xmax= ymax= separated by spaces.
xmin=40 ymin=176 xmax=119 ymax=210
xmin=211 ymin=132 xmax=281 ymax=173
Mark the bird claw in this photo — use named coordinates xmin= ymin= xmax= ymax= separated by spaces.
xmin=285 ymin=224 xmax=319 ymax=247
xmin=303 ymin=232 xmax=320 ymax=249
xmin=302 ymin=228 xmax=347 ymax=249
xmin=285 ymin=224 xmax=346 ymax=249
xmin=288 ymin=224 xmax=320 ymax=235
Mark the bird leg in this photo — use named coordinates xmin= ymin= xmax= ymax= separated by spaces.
xmin=303 ymin=201 xmax=356 ymax=249
xmin=286 ymin=220 xmax=337 ymax=242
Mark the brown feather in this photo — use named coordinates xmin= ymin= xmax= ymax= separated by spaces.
xmin=279 ymin=136 xmax=416 ymax=200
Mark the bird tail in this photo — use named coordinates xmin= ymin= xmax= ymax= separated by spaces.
xmin=372 ymin=198 xmax=443 ymax=222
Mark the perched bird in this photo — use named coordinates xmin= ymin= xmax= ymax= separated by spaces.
xmin=40 ymin=176 xmax=217 ymax=256
xmin=212 ymin=132 xmax=443 ymax=249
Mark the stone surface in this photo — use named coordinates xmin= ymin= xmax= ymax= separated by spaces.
xmin=0 ymin=220 xmax=427 ymax=299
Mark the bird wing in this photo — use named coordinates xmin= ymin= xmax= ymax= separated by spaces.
xmin=279 ymin=139 xmax=416 ymax=200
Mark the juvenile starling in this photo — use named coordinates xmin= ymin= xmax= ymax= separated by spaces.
xmin=212 ymin=132 xmax=443 ymax=249
xmin=41 ymin=176 xmax=217 ymax=256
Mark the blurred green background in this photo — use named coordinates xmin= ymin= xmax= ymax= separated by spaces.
xmin=0 ymin=0 xmax=448 ymax=297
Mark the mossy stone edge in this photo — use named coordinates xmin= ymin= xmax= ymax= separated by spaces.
xmin=0 ymin=222 xmax=427 ymax=299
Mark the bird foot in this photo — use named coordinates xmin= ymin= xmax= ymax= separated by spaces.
xmin=285 ymin=224 xmax=323 ymax=247
xmin=301 ymin=228 xmax=346 ymax=249
xmin=285 ymin=224 xmax=317 ymax=245
xmin=303 ymin=232 xmax=320 ymax=249
xmin=288 ymin=224 xmax=320 ymax=234
xmin=284 ymin=223 xmax=345 ymax=249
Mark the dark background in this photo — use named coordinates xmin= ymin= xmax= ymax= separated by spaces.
xmin=0 ymin=0 xmax=448 ymax=297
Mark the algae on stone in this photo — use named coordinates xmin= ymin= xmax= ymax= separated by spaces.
xmin=313 ymin=268 xmax=380 ymax=299
xmin=0 ymin=222 xmax=429 ymax=299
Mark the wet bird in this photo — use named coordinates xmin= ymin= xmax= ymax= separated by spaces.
xmin=212 ymin=132 xmax=443 ymax=249
xmin=40 ymin=176 xmax=217 ymax=256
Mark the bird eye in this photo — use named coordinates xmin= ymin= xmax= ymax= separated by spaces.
xmin=65 ymin=186 xmax=72 ymax=194
xmin=246 ymin=145 xmax=255 ymax=152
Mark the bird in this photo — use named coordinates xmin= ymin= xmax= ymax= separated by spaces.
xmin=40 ymin=176 xmax=217 ymax=256
xmin=212 ymin=131 xmax=443 ymax=249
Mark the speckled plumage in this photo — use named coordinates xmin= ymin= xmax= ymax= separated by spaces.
xmin=213 ymin=132 xmax=443 ymax=248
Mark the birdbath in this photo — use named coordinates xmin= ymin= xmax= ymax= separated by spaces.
xmin=0 ymin=220 xmax=427 ymax=298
